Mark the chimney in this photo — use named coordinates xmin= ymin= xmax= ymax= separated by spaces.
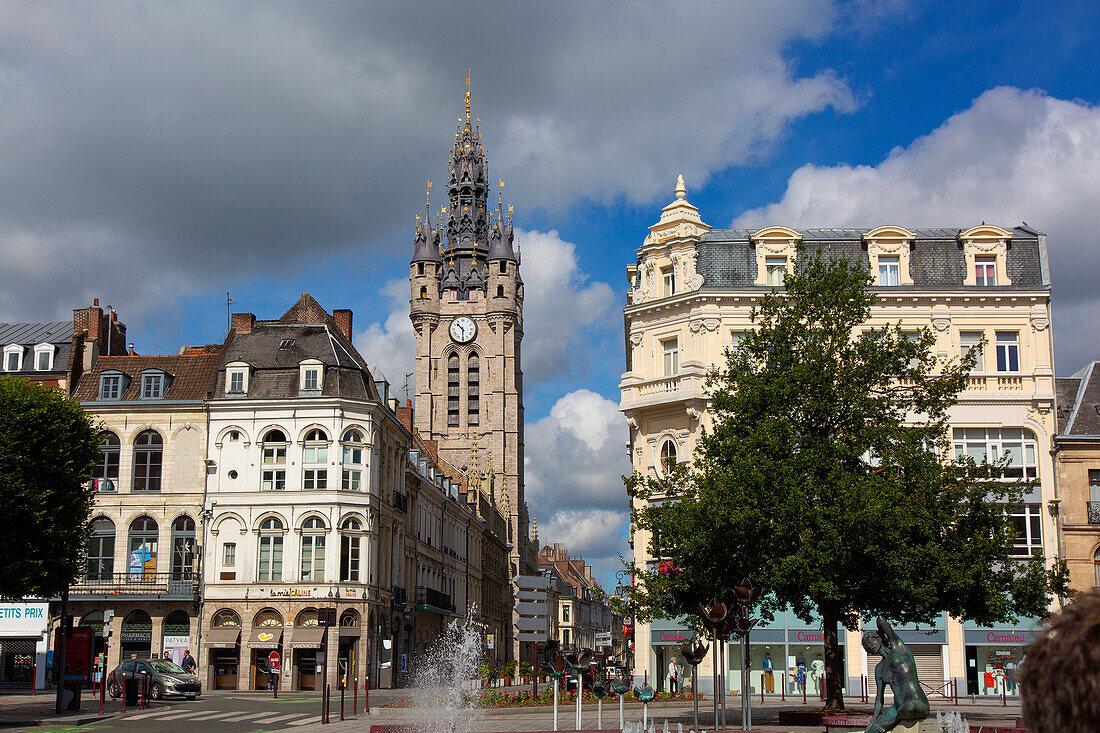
xmin=332 ymin=309 xmax=353 ymax=339
xmin=230 ymin=312 xmax=255 ymax=334
xmin=397 ymin=403 xmax=414 ymax=431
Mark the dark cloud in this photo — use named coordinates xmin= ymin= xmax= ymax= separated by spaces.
xmin=0 ymin=1 xmax=851 ymax=322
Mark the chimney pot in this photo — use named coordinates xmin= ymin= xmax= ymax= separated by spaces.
xmin=93 ymin=298 xmax=99 ymax=306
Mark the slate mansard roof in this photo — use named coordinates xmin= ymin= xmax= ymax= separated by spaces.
xmin=1056 ymin=363 xmax=1100 ymax=438
xmin=215 ymin=293 xmax=381 ymax=402
xmin=693 ymin=227 xmax=1048 ymax=290
xmin=0 ymin=320 xmax=73 ymax=375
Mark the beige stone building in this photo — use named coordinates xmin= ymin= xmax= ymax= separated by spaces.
xmin=622 ymin=177 xmax=1058 ymax=699
xmin=1054 ymin=362 xmax=1100 ymax=594
xmin=65 ymin=346 xmax=219 ymax=683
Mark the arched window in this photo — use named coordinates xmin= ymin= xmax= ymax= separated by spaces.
xmin=132 ymin=430 xmax=163 ymax=492
xmin=300 ymin=517 xmax=326 ymax=581
xmin=420 ymin=285 xmax=428 ymax=299
xmin=257 ymin=518 xmax=284 ymax=581
xmin=660 ymin=440 xmax=677 ymax=475
xmin=295 ymin=608 xmax=319 ymax=627
xmin=86 ymin=517 xmax=115 ymax=580
xmin=496 ymin=284 xmax=504 ymax=298
xmin=447 ymin=353 xmax=460 ymax=426
xmin=170 ymin=516 xmax=196 ymax=580
xmin=302 ymin=428 xmax=329 ymax=490
xmin=260 ymin=429 xmax=287 ymax=491
xmin=253 ymin=608 xmax=282 ymax=628
xmin=212 ymin=609 xmax=240 ymax=628
xmin=127 ymin=516 xmax=158 ymax=578
xmin=467 ymin=354 xmax=480 ymax=426
xmin=340 ymin=517 xmax=362 ymax=582
xmin=341 ymin=429 xmax=364 ymax=491
xmin=94 ymin=433 xmax=119 ymax=492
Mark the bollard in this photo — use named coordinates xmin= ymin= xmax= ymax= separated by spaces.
xmin=341 ymin=682 xmax=345 ymax=721
xmin=365 ymin=675 xmax=370 ymax=716
xmin=1002 ymin=682 xmax=1006 ymax=707
xmin=802 ymin=677 xmax=806 ymax=706
xmin=31 ymin=659 xmax=36 ymax=696
xmin=761 ymin=677 xmax=764 ymax=706
xmin=953 ymin=679 xmax=958 ymax=707
xmin=99 ymin=668 xmax=105 ymax=715
xmin=354 ymin=676 xmax=358 ymax=717
xmin=139 ymin=672 xmax=146 ymax=710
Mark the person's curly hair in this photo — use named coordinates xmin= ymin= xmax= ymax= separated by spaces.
xmin=1018 ymin=590 xmax=1100 ymax=733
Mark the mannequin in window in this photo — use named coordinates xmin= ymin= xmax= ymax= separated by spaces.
xmin=762 ymin=651 xmax=774 ymax=694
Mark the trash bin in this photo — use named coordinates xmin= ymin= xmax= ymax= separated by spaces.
xmin=124 ymin=673 xmax=139 ymax=705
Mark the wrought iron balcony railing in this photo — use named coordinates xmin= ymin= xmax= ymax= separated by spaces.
xmin=416 ymin=585 xmax=454 ymax=614
xmin=1088 ymin=501 xmax=1100 ymax=525
xmin=70 ymin=572 xmax=195 ymax=598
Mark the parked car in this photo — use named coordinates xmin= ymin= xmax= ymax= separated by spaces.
xmin=106 ymin=658 xmax=201 ymax=700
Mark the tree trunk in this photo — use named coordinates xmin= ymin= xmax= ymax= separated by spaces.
xmin=821 ymin=606 xmax=845 ymax=711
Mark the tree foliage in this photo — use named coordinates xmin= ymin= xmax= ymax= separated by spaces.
xmin=0 ymin=377 xmax=100 ymax=600
xmin=627 ymin=246 xmax=1068 ymax=709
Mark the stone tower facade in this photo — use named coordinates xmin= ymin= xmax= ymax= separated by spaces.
xmin=409 ymin=85 xmax=535 ymax=604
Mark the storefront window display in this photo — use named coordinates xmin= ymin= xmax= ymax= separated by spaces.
xmin=963 ymin=623 xmax=1042 ymax=696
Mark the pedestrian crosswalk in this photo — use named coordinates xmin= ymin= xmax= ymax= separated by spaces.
xmin=118 ymin=704 xmax=322 ymax=728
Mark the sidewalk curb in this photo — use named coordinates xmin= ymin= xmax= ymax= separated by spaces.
xmin=0 ymin=711 xmax=120 ymax=729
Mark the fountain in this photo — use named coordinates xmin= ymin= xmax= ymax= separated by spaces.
xmin=408 ymin=609 xmax=485 ymax=733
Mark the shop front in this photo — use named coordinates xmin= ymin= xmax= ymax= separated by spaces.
xmin=865 ymin=627 xmax=944 ymax=700
xmin=649 ymin=626 xmax=692 ymax=694
xmin=246 ymin=610 xmax=284 ymax=691
xmin=206 ymin=609 xmax=242 ymax=690
xmin=0 ymin=602 xmax=48 ymax=690
xmin=964 ymin=628 xmax=1040 ymax=697
xmin=289 ymin=624 xmax=325 ymax=691
xmin=337 ymin=610 xmax=360 ymax=689
xmin=161 ymin=610 xmax=191 ymax=665
xmin=119 ymin=610 xmax=152 ymax=659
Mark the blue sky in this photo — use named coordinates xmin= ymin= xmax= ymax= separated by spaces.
xmin=3 ymin=1 xmax=1100 ymax=586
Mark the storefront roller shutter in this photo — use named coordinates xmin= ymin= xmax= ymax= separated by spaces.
xmin=866 ymin=644 xmax=943 ymax=700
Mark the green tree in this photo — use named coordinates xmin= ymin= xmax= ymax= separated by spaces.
xmin=0 ymin=376 xmax=100 ymax=600
xmin=628 ymin=246 xmax=1068 ymax=711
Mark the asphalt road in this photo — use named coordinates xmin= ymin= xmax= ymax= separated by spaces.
xmin=23 ymin=688 xmax=397 ymax=733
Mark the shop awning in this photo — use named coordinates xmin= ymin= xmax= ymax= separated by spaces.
xmin=247 ymin=628 xmax=283 ymax=648
xmin=289 ymin=627 xmax=325 ymax=649
xmin=339 ymin=625 xmax=361 ymax=638
xmin=206 ymin=627 xmax=241 ymax=648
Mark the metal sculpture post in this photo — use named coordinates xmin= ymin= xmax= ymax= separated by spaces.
xmin=699 ymin=601 xmax=730 ymax=731
xmin=732 ymin=580 xmax=763 ymax=731
xmin=545 ymin=655 xmax=568 ymax=732
xmin=634 ymin=677 xmax=655 ymax=730
xmin=610 ymin=673 xmax=632 ymax=730
xmin=565 ymin=649 xmax=592 ymax=731
xmin=592 ymin=680 xmax=608 ymax=730
xmin=680 ymin=641 xmax=708 ymax=733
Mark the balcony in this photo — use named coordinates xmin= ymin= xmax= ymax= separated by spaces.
xmin=393 ymin=492 xmax=408 ymax=512
xmin=415 ymin=586 xmax=454 ymax=615
xmin=619 ymin=363 xmax=709 ymax=411
xmin=70 ymin=572 xmax=195 ymax=600
xmin=391 ymin=586 xmax=408 ymax=606
xmin=1088 ymin=502 xmax=1100 ymax=525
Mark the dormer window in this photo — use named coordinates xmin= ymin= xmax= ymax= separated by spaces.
xmin=299 ymin=360 xmax=323 ymax=394
xmin=34 ymin=343 xmax=55 ymax=371
xmin=140 ymin=370 xmax=170 ymax=399
xmin=225 ymin=362 xmax=251 ymax=395
xmin=3 ymin=345 xmax=22 ymax=372
xmin=98 ymin=371 xmax=127 ymax=400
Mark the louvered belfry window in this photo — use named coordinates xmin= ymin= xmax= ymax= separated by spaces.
xmin=447 ymin=353 xmax=460 ymax=426
xmin=467 ymin=353 xmax=480 ymax=425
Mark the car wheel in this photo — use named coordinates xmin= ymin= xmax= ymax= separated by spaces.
xmin=150 ymin=682 xmax=163 ymax=700
xmin=107 ymin=679 xmax=119 ymax=698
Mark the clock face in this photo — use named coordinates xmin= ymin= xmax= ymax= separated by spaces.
xmin=449 ymin=316 xmax=477 ymax=343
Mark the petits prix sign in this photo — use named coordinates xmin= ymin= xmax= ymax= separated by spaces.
xmin=0 ymin=604 xmax=48 ymax=635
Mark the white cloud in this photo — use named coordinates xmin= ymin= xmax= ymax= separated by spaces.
xmin=518 ymin=229 xmax=618 ymax=383
xmin=733 ymin=87 xmax=1100 ymax=373
xmin=526 ymin=390 xmax=631 ymax=573
xmin=353 ymin=279 xmax=416 ymax=392
xmin=353 ymin=229 xmax=617 ymax=387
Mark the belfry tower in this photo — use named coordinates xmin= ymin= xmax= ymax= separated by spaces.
xmin=409 ymin=79 xmax=533 ymax=587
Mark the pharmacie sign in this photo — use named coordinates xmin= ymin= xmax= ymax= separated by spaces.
xmin=0 ymin=603 xmax=48 ymax=635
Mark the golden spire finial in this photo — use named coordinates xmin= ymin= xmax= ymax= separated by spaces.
xmin=426 ymin=180 xmax=432 ymax=209
xmin=498 ymin=179 xmax=505 ymax=211
xmin=465 ymin=69 xmax=471 ymax=121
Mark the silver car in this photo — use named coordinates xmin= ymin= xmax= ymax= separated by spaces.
xmin=108 ymin=658 xmax=202 ymax=700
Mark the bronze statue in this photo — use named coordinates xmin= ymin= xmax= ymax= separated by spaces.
xmin=863 ymin=617 xmax=930 ymax=733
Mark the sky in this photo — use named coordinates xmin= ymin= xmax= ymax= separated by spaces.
xmin=3 ymin=1 xmax=1100 ymax=588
